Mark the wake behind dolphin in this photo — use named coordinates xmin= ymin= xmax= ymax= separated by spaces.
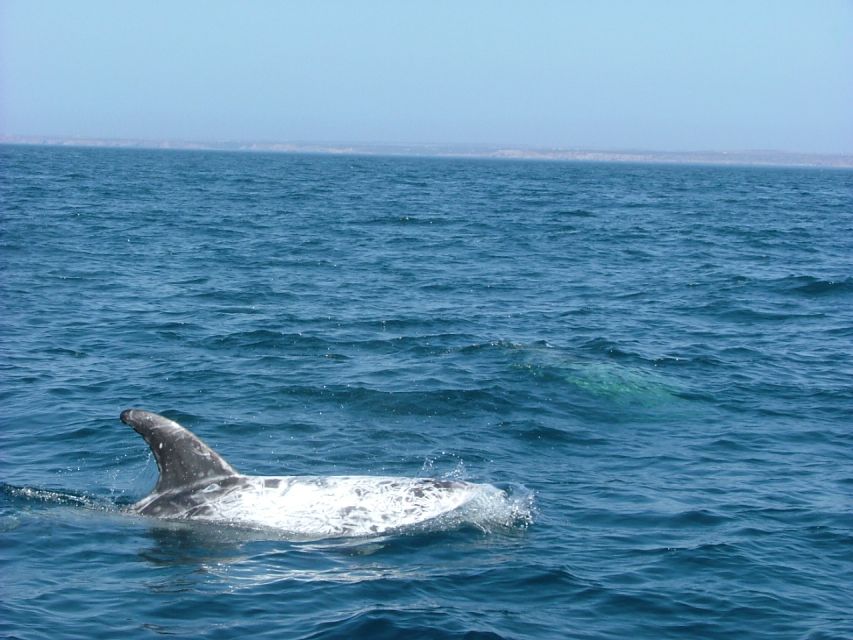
xmin=119 ymin=409 xmax=531 ymax=539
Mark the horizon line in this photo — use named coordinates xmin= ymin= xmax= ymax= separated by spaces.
xmin=2 ymin=134 xmax=852 ymax=169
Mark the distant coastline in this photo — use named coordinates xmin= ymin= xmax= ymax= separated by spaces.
xmin=2 ymin=135 xmax=851 ymax=169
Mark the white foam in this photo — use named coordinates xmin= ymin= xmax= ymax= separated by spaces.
xmin=161 ymin=476 xmax=534 ymax=540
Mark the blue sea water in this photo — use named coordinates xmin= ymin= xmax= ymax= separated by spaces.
xmin=1 ymin=144 xmax=851 ymax=639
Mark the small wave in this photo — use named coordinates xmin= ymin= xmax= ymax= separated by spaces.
xmin=720 ymin=274 xmax=853 ymax=299
xmin=287 ymin=384 xmax=514 ymax=417
xmin=559 ymin=208 xmax=596 ymax=217
xmin=783 ymin=275 xmax=853 ymax=296
xmin=358 ymin=214 xmax=449 ymax=226
xmin=303 ymin=608 xmax=511 ymax=640
xmin=201 ymin=329 xmax=331 ymax=351
xmin=504 ymin=421 xmax=608 ymax=445
xmin=715 ymin=307 xmax=820 ymax=322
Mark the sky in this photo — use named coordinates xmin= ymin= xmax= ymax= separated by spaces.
xmin=1 ymin=1 xmax=851 ymax=153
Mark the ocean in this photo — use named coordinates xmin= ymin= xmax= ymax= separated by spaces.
xmin=1 ymin=144 xmax=851 ymax=639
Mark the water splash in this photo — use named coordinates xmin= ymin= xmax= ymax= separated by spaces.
xmin=0 ymin=482 xmax=110 ymax=510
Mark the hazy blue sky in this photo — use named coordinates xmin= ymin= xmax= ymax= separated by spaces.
xmin=1 ymin=1 xmax=851 ymax=152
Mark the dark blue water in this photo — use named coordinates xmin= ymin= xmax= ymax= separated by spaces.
xmin=1 ymin=144 xmax=851 ymax=639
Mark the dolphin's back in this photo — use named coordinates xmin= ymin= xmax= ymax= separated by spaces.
xmin=119 ymin=409 xmax=513 ymax=538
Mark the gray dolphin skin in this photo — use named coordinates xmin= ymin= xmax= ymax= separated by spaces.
xmin=120 ymin=409 xmax=245 ymax=519
xmin=120 ymin=409 xmax=512 ymax=538
xmin=120 ymin=409 xmax=237 ymax=497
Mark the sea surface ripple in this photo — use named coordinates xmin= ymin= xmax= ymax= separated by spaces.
xmin=1 ymin=145 xmax=852 ymax=639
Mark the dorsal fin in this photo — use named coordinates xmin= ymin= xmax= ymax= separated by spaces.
xmin=120 ymin=409 xmax=238 ymax=493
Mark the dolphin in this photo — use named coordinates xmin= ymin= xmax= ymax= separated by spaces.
xmin=120 ymin=409 xmax=512 ymax=539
